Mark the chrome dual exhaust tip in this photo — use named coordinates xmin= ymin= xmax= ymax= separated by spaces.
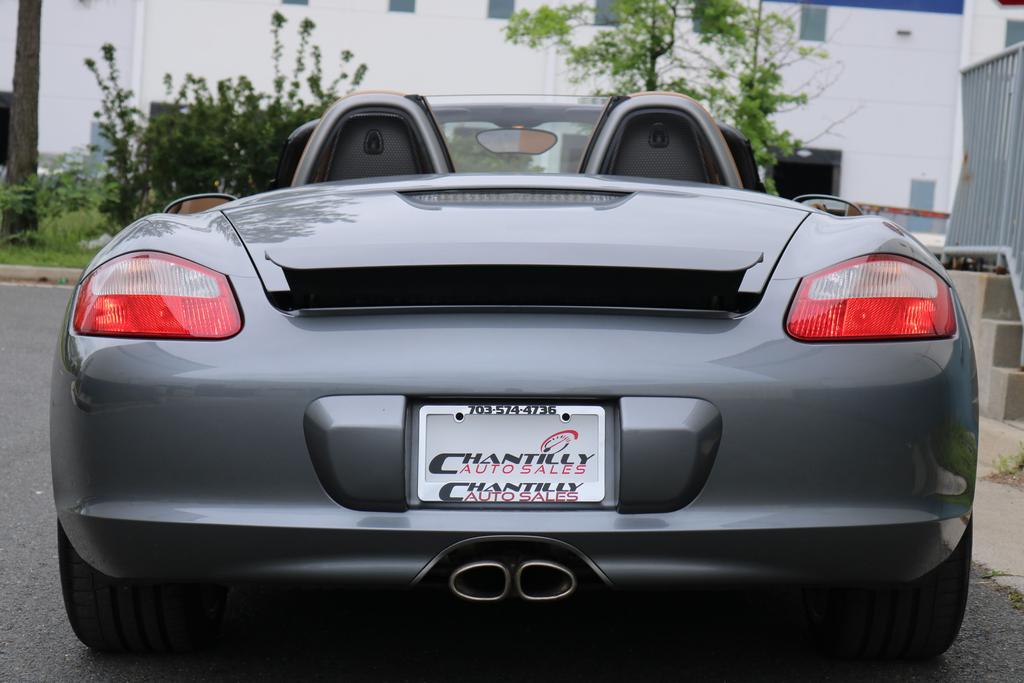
xmin=449 ymin=559 xmax=577 ymax=602
xmin=449 ymin=561 xmax=512 ymax=602
xmin=515 ymin=560 xmax=577 ymax=602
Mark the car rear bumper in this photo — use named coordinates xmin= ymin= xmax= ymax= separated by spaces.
xmin=51 ymin=276 xmax=979 ymax=588
xmin=59 ymin=502 xmax=969 ymax=588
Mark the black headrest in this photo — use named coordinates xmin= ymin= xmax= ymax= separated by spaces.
xmin=718 ymin=123 xmax=765 ymax=193
xmin=600 ymin=109 xmax=711 ymax=184
xmin=322 ymin=109 xmax=430 ymax=181
xmin=271 ymin=119 xmax=319 ymax=190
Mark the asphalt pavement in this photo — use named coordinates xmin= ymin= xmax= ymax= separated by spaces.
xmin=2 ymin=281 xmax=1023 ymax=682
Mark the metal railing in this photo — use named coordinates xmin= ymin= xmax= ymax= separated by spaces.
xmin=859 ymin=204 xmax=950 ymax=236
xmin=946 ymin=43 xmax=1024 ymax=348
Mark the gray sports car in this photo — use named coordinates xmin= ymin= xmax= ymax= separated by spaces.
xmin=51 ymin=93 xmax=976 ymax=659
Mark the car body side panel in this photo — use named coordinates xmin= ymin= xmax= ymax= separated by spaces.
xmin=774 ymin=212 xmax=951 ymax=284
xmin=83 ymin=212 xmax=256 ymax=281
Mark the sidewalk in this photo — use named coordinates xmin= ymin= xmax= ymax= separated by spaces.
xmin=976 ymin=417 xmax=1024 ymax=594
xmin=0 ymin=263 xmax=82 ymax=284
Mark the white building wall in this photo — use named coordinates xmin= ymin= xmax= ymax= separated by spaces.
xmin=0 ymin=0 xmax=138 ymax=157
xmin=965 ymin=0 xmax=1024 ymax=63
xmin=135 ymin=0 xmax=557 ymax=108
xmin=767 ymin=2 xmax=963 ymax=211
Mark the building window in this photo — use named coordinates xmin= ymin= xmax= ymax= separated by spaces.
xmin=88 ymin=121 xmax=112 ymax=166
xmin=281 ymin=0 xmax=308 ymax=5
xmin=389 ymin=0 xmax=415 ymax=12
xmin=908 ymin=178 xmax=936 ymax=232
xmin=799 ymin=5 xmax=827 ymax=42
xmin=149 ymin=102 xmax=179 ymax=119
xmin=595 ymin=0 xmax=617 ymax=26
xmin=692 ymin=0 xmax=707 ymax=34
xmin=488 ymin=0 xmax=514 ymax=19
xmin=909 ymin=178 xmax=936 ymax=211
xmin=1007 ymin=20 xmax=1024 ymax=48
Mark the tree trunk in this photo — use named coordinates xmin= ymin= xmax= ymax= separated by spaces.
xmin=2 ymin=0 xmax=43 ymax=236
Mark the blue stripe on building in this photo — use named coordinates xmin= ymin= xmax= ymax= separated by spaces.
xmin=765 ymin=0 xmax=963 ymax=15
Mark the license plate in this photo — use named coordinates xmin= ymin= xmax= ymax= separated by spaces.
xmin=417 ymin=404 xmax=605 ymax=504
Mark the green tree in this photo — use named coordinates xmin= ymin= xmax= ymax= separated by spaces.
xmin=86 ymin=12 xmax=367 ymax=223
xmin=143 ymin=13 xmax=366 ymax=205
xmin=506 ymin=0 xmax=744 ymax=95
xmin=2 ymin=0 xmax=43 ymax=235
xmin=85 ymin=44 xmax=148 ymax=226
xmin=697 ymin=1 xmax=831 ymax=180
xmin=506 ymin=0 xmax=832 ymax=192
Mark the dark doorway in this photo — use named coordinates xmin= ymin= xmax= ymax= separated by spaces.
xmin=770 ymin=148 xmax=842 ymax=199
xmin=0 ymin=92 xmax=12 ymax=168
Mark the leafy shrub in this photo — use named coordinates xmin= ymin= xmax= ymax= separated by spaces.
xmin=86 ymin=12 xmax=366 ymax=225
xmin=85 ymin=43 xmax=147 ymax=227
xmin=996 ymin=447 xmax=1024 ymax=477
xmin=0 ymin=151 xmax=115 ymax=246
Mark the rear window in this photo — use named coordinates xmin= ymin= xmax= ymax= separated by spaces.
xmin=427 ymin=95 xmax=608 ymax=174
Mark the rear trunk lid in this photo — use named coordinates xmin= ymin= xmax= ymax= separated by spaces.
xmin=221 ymin=176 xmax=808 ymax=313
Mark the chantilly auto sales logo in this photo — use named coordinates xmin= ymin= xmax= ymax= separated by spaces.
xmin=540 ymin=429 xmax=579 ymax=455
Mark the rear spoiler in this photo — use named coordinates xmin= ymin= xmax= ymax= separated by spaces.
xmin=265 ymin=244 xmax=764 ymax=273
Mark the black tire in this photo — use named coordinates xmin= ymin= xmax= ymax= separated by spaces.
xmin=58 ymin=523 xmax=227 ymax=653
xmin=804 ymin=520 xmax=972 ymax=660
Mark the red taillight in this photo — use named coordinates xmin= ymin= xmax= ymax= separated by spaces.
xmin=786 ymin=254 xmax=956 ymax=341
xmin=73 ymin=252 xmax=242 ymax=339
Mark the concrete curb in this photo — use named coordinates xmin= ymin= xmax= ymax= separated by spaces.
xmin=0 ymin=264 xmax=82 ymax=284
xmin=976 ymin=561 xmax=1024 ymax=600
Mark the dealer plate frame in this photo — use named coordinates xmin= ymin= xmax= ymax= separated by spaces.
xmin=416 ymin=404 xmax=607 ymax=505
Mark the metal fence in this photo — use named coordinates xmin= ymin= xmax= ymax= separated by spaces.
xmin=946 ymin=43 xmax=1024 ymax=330
xmin=859 ymin=204 xmax=950 ymax=235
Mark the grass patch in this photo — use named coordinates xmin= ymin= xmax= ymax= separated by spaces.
xmin=978 ymin=564 xmax=1024 ymax=611
xmin=979 ymin=563 xmax=1024 ymax=611
xmin=0 ymin=209 xmax=111 ymax=269
xmin=995 ymin=447 xmax=1024 ymax=477
xmin=0 ymin=244 xmax=97 ymax=269
xmin=990 ymin=445 xmax=1024 ymax=489
xmin=994 ymin=583 xmax=1024 ymax=612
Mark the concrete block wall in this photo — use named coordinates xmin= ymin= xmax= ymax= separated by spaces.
xmin=948 ymin=271 xmax=1024 ymax=420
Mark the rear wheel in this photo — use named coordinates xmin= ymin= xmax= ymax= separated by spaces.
xmin=804 ymin=521 xmax=972 ymax=660
xmin=58 ymin=523 xmax=227 ymax=652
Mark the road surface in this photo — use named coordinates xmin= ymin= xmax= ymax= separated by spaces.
xmin=2 ymin=282 xmax=1022 ymax=682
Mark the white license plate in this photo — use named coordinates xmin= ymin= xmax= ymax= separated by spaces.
xmin=417 ymin=404 xmax=605 ymax=504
